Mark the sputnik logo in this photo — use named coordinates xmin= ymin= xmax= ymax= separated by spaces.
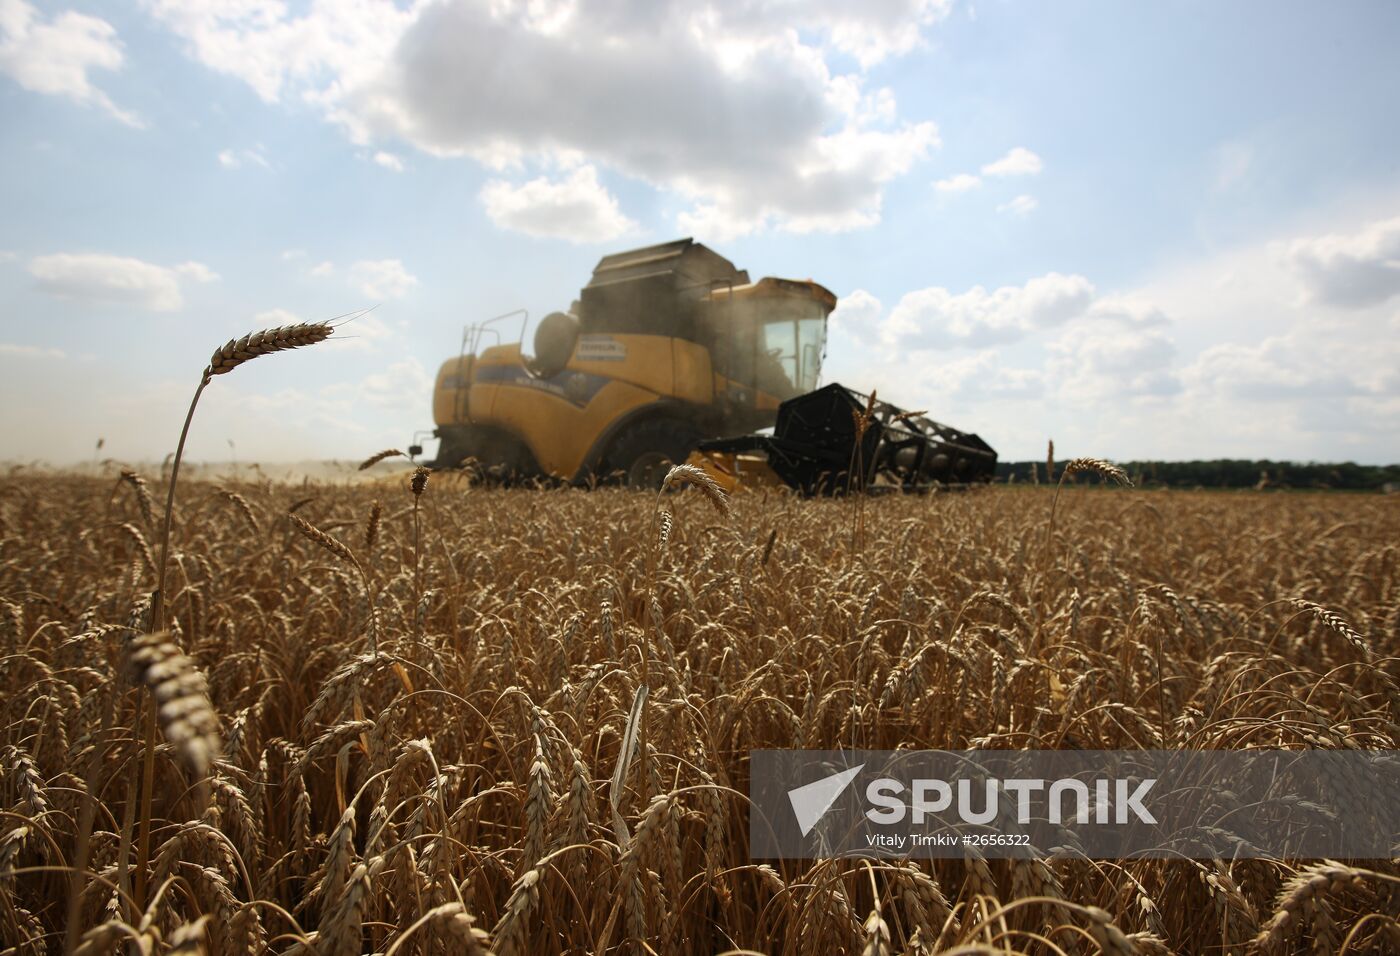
xmin=787 ymin=764 xmax=864 ymax=836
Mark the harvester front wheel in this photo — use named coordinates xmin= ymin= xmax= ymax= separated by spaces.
xmin=609 ymin=419 xmax=701 ymax=489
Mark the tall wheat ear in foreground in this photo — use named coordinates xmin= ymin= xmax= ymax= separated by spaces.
xmin=61 ymin=320 xmax=335 ymax=952
xmin=3 ymin=437 xmax=1398 ymax=951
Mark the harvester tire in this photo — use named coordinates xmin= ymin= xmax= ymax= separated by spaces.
xmin=609 ymin=419 xmax=701 ymax=489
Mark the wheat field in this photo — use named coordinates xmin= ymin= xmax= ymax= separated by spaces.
xmin=2 ymin=461 xmax=1398 ymax=954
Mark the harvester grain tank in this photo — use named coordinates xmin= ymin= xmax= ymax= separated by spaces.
xmin=422 ymin=238 xmax=996 ymax=492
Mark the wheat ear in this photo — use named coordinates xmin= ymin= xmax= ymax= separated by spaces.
xmin=661 ymin=463 xmax=729 ymax=515
xmin=120 ymin=469 xmax=156 ymax=528
xmin=156 ymin=320 xmax=334 ymax=627
xmin=204 ymin=323 xmax=336 ymax=381
xmin=1288 ymin=598 xmax=1373 ymax=659
xmin=363 ymin=500 xmax=382 ymax=550
xmin=287 ymin=513 xmax=363 ymax=572
xmin=358 ymin=449 xmax=404 ymax=470
xmin=1047 ymin=456 xmax=1132 ymax=558
xmin=124 ymin=631 xmax=222 ymax=777
xmin=1062 ymin=456 xmax=1131 ymax=486
xmin=287 ymin=513 xmax=377 ymax=654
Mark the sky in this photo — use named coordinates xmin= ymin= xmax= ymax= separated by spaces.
xmin=2 ymin=0 xmax=1399 ymax=466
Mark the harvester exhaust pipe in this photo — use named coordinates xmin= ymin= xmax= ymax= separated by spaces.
xmin=696 ymin=383 xmax=996 ymax=495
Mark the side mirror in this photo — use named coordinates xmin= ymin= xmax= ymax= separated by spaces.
xmin=408 ymin=444 xmax=423 ymax=458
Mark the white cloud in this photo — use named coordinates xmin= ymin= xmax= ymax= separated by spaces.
xmin=372 ymin=150 xmax=404 ymax=172
xmin=174 ymin=261 xmax=219 ymax=282
xmin=27 ymin=252 xmax=205 ymax=311
xmin=144 ymin=0 xmax=947 ymax=238
xmin=142 ymin=0 xmax=416 ymax=104
xmin=981 ymin=147 xmax=1042 ymax=177
xmin=0 ymin=343 xmax=441 ymax=463
xmin=357 ymin=357 xmax=431 ymax=412
xmin=0 ymin=342 xmax=65 ymax=359
xmin=790 ymin=0 xmax=954 ymax=68
xmin=1280 ymin=215 xmax=1400 ymax=309
xmin=1184 ymin=334 xmax=1370 ymax=403
xmin=672 ymin=112 xmax=939 ymax=238
xmin=1085 ymin=295 xmax=1170 ymax=327
xmin=481 ymin=165 xmax=638 ymax=242
xmin=817 ymin=213 xmax=1399 ymax=458
xmin=349 ymin=259 xmax=417 ymax=299
xmin=934 ymin=173 xmax=981 ymax=193
xmin=309 ymin=261 xmax=335 ymax=278
xmin=866 ymin=310 xmax=1177 ymax=409
xmin=943 ymin=351 xmax=1045 ymax=399
xmin=1048 ymin=322 xmax=1180 ymax=403
xmin=829 ymin=288 xmax=883 ymax=334
xmin=978 ymin=364 xmax=1043 ymax=398
xmin=883 ymin=273 xmax=1094 ymax=349
xmin=217 ymin=145 xmax=270 ymax=169
xmin=0 ymin=0 xmax=141 ymax=126
xmin=997 ymin=194 xmax=1038 ymax=216
xmin=333 ymin=312 xmax=394 ymax=351
xmin=253 ymin=308 xmax=301 ymax=326
xmin=280 ymin=248 xmax=306 ymax=261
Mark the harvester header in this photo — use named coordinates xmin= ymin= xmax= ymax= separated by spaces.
xmin=693 ymin=383 xmax=997 ymax=495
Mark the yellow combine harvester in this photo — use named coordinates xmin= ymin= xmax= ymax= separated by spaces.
xmin=422 ymin=238 xmax=997 ymax=491
xmin=426 ymin=239 xmax=833 ymax=484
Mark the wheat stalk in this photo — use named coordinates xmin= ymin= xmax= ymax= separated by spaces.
xmin=410 ymin=466 xmax=428 ymax=616
xmin=1047 ymin=456 xmax=1132 ymax=559
xmin=129 ymin=321 xmax=331 ymax=920
xmin=154 ymin=320 xmax=334 ymax=628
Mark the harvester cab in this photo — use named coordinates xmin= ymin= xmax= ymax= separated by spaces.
xmin=429 ymin=238 xmax=837 ymax=485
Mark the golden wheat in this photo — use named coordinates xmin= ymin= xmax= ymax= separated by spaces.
xmin=0 ymin=472 xmax=1395 ymax=954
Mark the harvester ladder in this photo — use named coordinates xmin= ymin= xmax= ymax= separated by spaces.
xmin=456 ymin=308 xmax=528 ymax=422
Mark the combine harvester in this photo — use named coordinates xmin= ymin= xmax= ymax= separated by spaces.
xmin=417 ymin=239 xmax=995 ymax=494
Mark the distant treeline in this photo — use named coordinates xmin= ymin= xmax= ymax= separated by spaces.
xmin=995 ymin=459 xmax=1400 ymax=491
